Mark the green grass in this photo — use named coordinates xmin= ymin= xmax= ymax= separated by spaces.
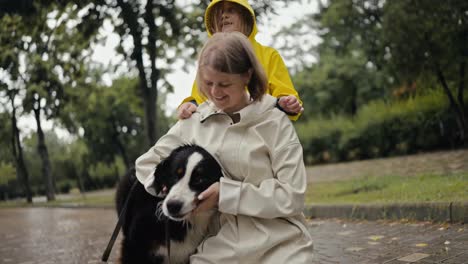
xmin=305 ymin=171 xmax=468 ymax=204
xmin=0 ymin=190 xmax=115 ymax=208
xmin=2 ymin=172 xmax=468 ymax=208
xmin=46 ymin=194 xmax=114 ymax=207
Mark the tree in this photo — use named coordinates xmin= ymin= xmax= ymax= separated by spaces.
xmin=275 ymin=0 xmax=389 ymax=118
xmin=71 ymin=76 xmax=149 ymax=170
xmin=278 ymin=0 xmax=467 ymax=137
xmin=383 ymin=0 xmax=468 ymax=142
xmin=0 ymin=104 xmax=30 ymax=201
xmin=0 ymin=14 xmax=33 ymax=203
xmin=0 ymin=1 xmax=105 ymax=201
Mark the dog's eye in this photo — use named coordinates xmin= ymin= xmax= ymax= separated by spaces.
xmin=176 ymin=168 xmax=184 ymax=176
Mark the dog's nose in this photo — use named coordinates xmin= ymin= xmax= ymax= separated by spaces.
xmin=166 ymin=200 xmax=183 ymax=215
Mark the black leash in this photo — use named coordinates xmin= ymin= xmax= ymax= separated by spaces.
xmin=101 ymin=180 xmax=139 ymax=262
xmin=165 ymin=218 xmax=171 ymax=264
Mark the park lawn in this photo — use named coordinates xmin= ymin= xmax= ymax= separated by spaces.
xmin=0 ymin=190 xmax=115 ymax=208
xmin=46 ymin=194 xmax=114 ymax=207
xmin=2 ymin=172 xmax=467 ymax=208
xmin=305 ymin=171 xmax=468 ymax=204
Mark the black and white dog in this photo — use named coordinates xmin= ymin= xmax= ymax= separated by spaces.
xmin=116 ymin=144 xmax=223 ymax=264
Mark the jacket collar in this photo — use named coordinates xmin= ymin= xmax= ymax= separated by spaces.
xmin=198 ymin=94 xmax=276 ymax=124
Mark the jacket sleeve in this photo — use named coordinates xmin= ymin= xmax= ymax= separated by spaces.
xmin=218 ymin=124 xmax=307 ymax=219
xmin=267 ymin=49 xmax=303 ymax=121
xmin=135 ymin=121 xmax=185 ymax=196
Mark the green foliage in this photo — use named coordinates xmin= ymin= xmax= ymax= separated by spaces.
xmin=297 ymin=88 xmax=464 ymax=164
xmin=0 ymin=162 xmax=15 ymax=185
xmin=383 ymin=0 xmax=468 ymax=81
xmin=281 ymin=0 xmax=467 ymax=129
xmin=87 ymin=160 xmax=121 ymax=190
xmin=0 ymin=113 xmax=12 ymax=163
xmin=56 ymin=179 xmax=75 ymax=194
xmin=294 ymin=50 xmax=387 ymax=119
xmin=68 ymin=76 xmax=155 ymax=167
xmin=19 ymin=129 xmax=125 ymax=194
xmin=296 ymin=114 xmax=352 ymax=164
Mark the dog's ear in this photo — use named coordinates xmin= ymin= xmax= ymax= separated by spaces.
xmin=153 ymin=158 xmax=170 ymax=198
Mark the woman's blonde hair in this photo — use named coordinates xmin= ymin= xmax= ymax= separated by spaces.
xmin=196 ymin=32 xmax=267 ymax=102
xmin=207 ymin=1 xmax=254 ymax=37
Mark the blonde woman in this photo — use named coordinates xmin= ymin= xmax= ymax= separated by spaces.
xmin=136 ymin=32 xmax=313 ymax=263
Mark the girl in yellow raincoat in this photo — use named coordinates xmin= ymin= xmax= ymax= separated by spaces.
xmin=178 ymin=0 xmax=304 ymax=121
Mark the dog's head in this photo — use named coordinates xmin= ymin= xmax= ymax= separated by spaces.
xmin=153 ymin=144 xmax=223 ymax=221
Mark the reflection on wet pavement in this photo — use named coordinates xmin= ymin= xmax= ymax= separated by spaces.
xmin=0 ymin=208 xmax=466 ymax=263
xmin=0 ymin=208 xmax=119 ymax=264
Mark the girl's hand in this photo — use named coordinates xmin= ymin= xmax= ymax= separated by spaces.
xmin=177 ymin=102 xmax=197 ymax=119
xmin=278 ymin=95 xmax=304 ymax=114
xmin=193 ymin=182 xmax=219 ymax=214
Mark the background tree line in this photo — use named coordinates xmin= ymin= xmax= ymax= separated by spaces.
xmin=0 ymin=0 xmax=467 ymax=202
xmin=277 ymin=0 xmax=467 ymax=163
xmin=0 ymin=0 xmax=303 ymax=201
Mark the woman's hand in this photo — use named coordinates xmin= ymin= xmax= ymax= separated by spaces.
xmin=193 ymin=182 xmax=219 ymax=214
xmin=278 ymin=95 xmax=304 ymax=114
xmin=177 ymin=102 xmax=198 ymax=119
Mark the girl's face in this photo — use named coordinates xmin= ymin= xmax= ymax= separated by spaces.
xmin=218 ymin=2 xmax=243 ymax=33
xmin=200 ymin=66 xmax=251 ymax=114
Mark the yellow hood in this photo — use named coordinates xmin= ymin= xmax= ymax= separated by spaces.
xmin=205 ymin=0 xmax=258 ymax=41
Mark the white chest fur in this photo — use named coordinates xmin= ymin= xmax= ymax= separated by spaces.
xmin=154 ymin=210 xmax=217 ymax=264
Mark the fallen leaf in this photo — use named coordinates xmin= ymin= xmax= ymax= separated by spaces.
xmin=368 ymin=235 xmax=384 ymax=241
xmin=345 ymin=247 xmax=364 ymax=252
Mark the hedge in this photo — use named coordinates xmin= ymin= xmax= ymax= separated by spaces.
xmin=297 ymin=89 xmax=466 ymax=165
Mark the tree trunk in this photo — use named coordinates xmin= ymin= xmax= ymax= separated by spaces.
xmin=458 ymin=22 xmax=467 ymax=114
xmin=110 ymin=115 xmax=130 ymax=170
xmin=144 ymin=89 xmax=157 ymax=146
xmin=117 ymin=0 xmax=159 ymax=147
xmin=76 ymin=166 xmax=85 ymax=194
xmin=349 ymin=82 xmax=358 ymax=116
xmin=435 ymin=64 xmax=468 ymax=142
xmin=33 ymin=102 xmax=55 ymax=201
xmin=9 ymin=95 xmax=32 ymax=203
xmin=458 ymin=60 xmax=465 ymax=114
xmin=78 ymin=156 xmax=89 ymax=197
xmin=144 ymin=0 xmax=160 ymax=146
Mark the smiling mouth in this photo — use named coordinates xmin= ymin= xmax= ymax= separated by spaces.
xmin=221 ymin=22 xmax=232 ymax=29
xmin=213 ymin=96 xmax=228 ymax=102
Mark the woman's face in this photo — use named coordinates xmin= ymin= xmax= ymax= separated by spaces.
xmin=200 ymin=66 xmax=251 ymax=114
xmin=217 ymin=2 xmax=243 ymax=33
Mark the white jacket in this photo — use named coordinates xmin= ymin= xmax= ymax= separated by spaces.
xmin=135 ymin=95 xmax=313 ymax=263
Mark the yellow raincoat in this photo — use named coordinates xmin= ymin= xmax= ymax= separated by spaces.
xmin=181 ymin=0 xmax=302 ymax=121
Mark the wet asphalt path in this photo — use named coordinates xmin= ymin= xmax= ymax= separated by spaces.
xmin=0 ymin=208 xmax=466 ymax=264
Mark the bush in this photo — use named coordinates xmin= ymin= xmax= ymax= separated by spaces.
xmin=297 ymin=88 xmax=466 ymax=165
xmin=56 ymin=180 xmax=75 ymax=194
xmin=85 ymin=160 xmax=122 ymax=191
